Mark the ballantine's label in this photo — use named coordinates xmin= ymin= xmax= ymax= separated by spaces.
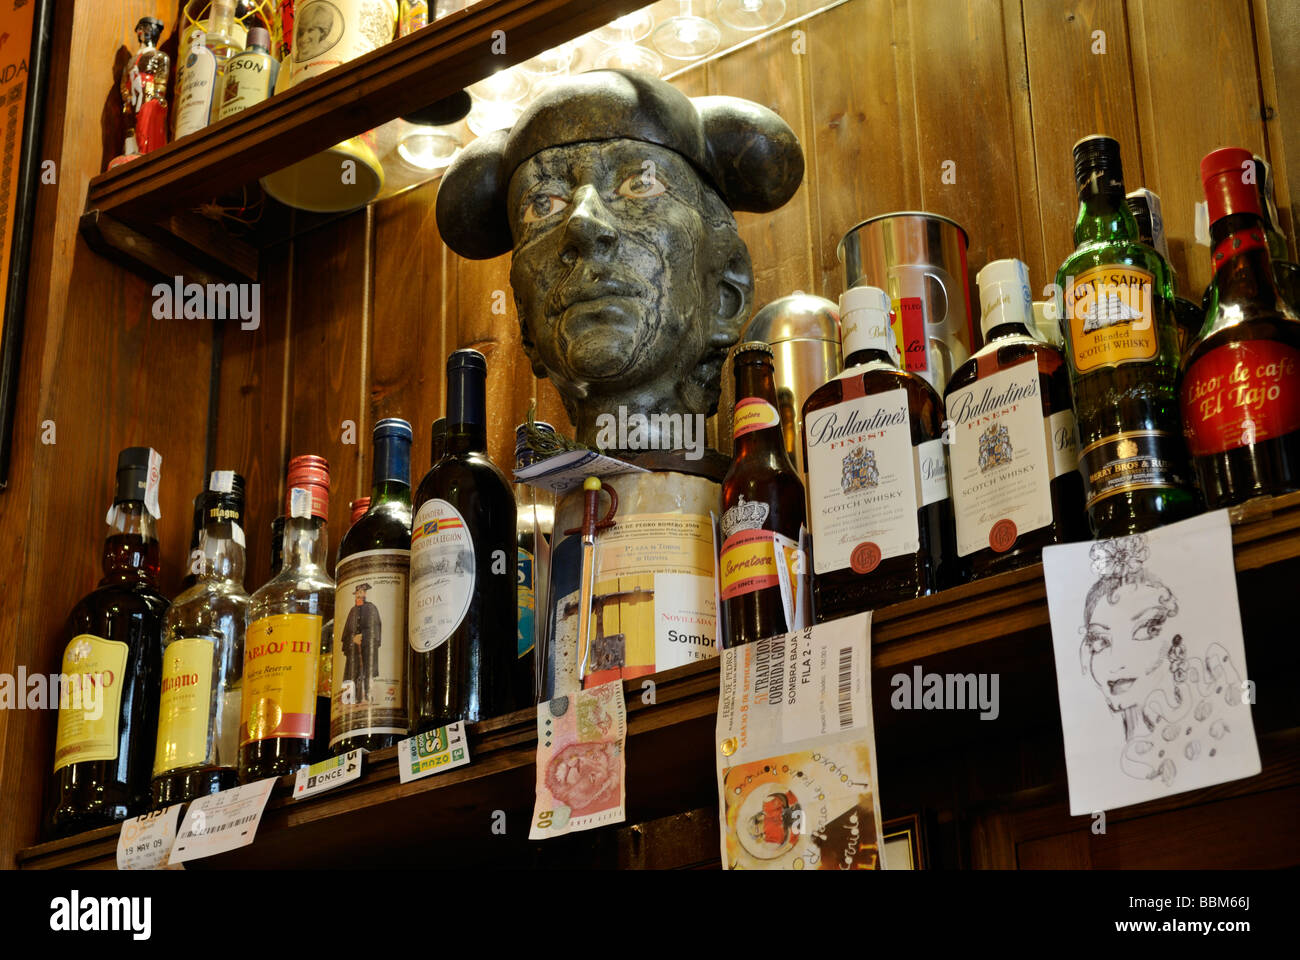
xmin=1047 ymin=409 xmax=1079 ymax=478
xmin=1065 ymin=265 xmax=1159 ymax=372
xmin=331 ymin=548 xmax=409 ymax=745
xmin=733 ymin=398 xmax=781 ymax=438
xmin=53 ymin=635 xmax=129 ymax=773
xmin=409 ymin=499 xmax=475 ymax=653
xmin=1181 ymin=339 xmax=1300 ymax=456
xmin=153 ymin=636 xmax=216 ymax=775
xmin=914 ymin=438 xmax=949 ymax=506
xmin=805 ymin=388 xmax=919 ymax=575
xmin=241 ymin=614 xmax=322 ymax=744
xmin=1078 ymin=430 xmax=1187 ymax=507
xmin=946 ymin=360 xmax=1052 ymax=557
xmin=518 ymin=547 xmax=535 ymax=658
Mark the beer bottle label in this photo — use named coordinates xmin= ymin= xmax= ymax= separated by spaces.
xmin=241 ymin=614 xmax=321 ymax=744
xmin=53 ymin=635 xmax=129 ymax=773
xmin=409 ymin=499 xmax=475 ymax=653
xmin=1064 ymin=265 xmax=1159 ymax=372
xmin=733 ymin=397 xmax=780 ymax=438
xmin=153 ymin=636 xmax=217 ymax=776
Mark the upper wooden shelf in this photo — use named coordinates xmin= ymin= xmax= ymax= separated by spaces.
xmin=17 ymin=492 xmax=1300 ymax=869
xmin=79 ymin=0 xmax=653 ymax=283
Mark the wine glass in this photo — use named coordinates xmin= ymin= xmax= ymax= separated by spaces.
xmin=594 ymin=44 xmax=665 ymax=76
xmin=518 ymin=42 xmax=576 ymax=82
xmin=396 ymin=122 xmax=462 ymax=171
xmin=595 ymin=10 xmax=654 ymax=45
xmin=467 ymin=98 xmax=524 ymax=137
xmin=466 ymin=66 xmax=530 ymax=105
xmin=716 ymin=0 xmax=786 ymax=31
xmin=652 ymin=1 xmax=721 ymax=60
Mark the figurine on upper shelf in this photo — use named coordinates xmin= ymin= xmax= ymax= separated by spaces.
xmin=435 ymin=69 xmax=805 ymax=462
xmin=110 ymin=17 xmax=170 ymax=169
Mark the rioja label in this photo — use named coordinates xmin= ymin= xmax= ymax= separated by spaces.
xmin=409 ymin=499 xmax=475 ymax=653
xmin=946 ymin=360 xmax=1052 ymax=557
xmin=53 ymin=635 xmax=129 ymax=772
xmin=1065 ymin=264 xmax=1159 ymax=372
xmin=1181 ymin=339 xmax=1300 ymax=456
xmin=804 ymin=388 xmax=919 ymax=575
xmin=153 ymin=636 xmax=217 ymax=776
xmin=241 ymin=614 xmax=322 ymax=744
xmin=330 ymin=548 xmax=410 ymax=745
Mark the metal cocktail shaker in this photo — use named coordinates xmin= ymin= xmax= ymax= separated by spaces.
xmin=744 ymin=293 xmax=842 ymax=478
xmin=837 ymin=212 xmax=975 ymax=395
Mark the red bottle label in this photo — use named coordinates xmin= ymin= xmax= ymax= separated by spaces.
xmin=895 ymin=297 xmax=927 ymax=372
xmin=1181 ymin=339 xmax=1300 ymax=456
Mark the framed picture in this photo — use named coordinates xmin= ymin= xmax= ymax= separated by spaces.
xmin=0 ymin=0 xmax=54 ymax=488
xmin=882 ymin=813 xmax=927 ymax=870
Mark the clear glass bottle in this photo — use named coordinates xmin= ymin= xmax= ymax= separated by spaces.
xmin=152 ymin=472 xmax=248 ymax=806
xmin=239 ymin=456 xmax=334 ymax=781
xmin=216 ymin=25 xmax=278 ymax=120
xmin=174 ymin=0 xmax=241 ymax=137
xmin=46 ymin=448 xmax=168 ymax=837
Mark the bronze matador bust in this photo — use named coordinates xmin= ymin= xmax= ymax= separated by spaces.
xmin=436 ymin=69 xmax=804 ymax=452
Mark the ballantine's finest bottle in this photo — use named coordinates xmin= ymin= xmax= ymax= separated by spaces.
xmin=1179 ymin=147 xmax=1300 ymax=508
xmin=239 ymin=456 xmax=334 ymax=781
xmin=47 ymin=448 xmax=168 ymax=837
xmin=408 ymin=351 xmax=517 ymax=732
xmin=152 ymin=471 xmax=247 ymax=806
xmin=331 ymin=419 xmax=412 ymax=754
xmin=1055 ymin=135 xmax=1198 ymax=537
xmin=944 ymin=259 xmax=1085 ymax=581
xmin=720 ymin=342 xmax=811 ymax=647
xmin=801 ymin=287 xmax=954 ymax=619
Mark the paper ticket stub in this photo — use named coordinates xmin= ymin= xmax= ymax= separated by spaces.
xmin=168 ymin=778 xmax=277 ymax=865
xmin=513 ymin=449 xmax=648 ymax=497
xmin=397 ymin=723 xmax=471 ymax=784
xmin=116 ymin=804 xmax=184 ymax=870
xmin=715 ymin=613 xmax=884 ymax=870
xmin=529 ymin=680 xmax=627 ymax=839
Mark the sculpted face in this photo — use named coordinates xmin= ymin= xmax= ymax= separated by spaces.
xmin=507 ymin=140 xmax=750 ymax=443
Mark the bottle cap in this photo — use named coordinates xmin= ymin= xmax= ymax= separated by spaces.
xmin=374 ymin=417 xmax=413 ymax=441
xmin=247 ymin=26 xmax=272 ymax=51
xmin=205 ymin=470 xmax=246 ymax=529
xmin=839 ymin=285 xmax=895 ymax=359
xmin=1200 ymin=146 xmax=1262 ymax=224
xmin=975 ymin=258 xmax=1033 ymax=338
xmin=515 ymin=421 xmax=556 ymax=469
xmin=447 ymin=348 xmax=487 ymax=373
xmin=733 ymin=340 xmax=774 ymax=358
xmin=285 ymin=454 xmax=330 ymax=521
xmin=349 ymin=498 xmax=371 ymax=525
xmin=115 ymin=447 xmax=162 ymax=518
xmin=1124 ymin=188 xmax=1170 ymax=261
xmin=1072 ymin=134 xmax=1124 ymax=192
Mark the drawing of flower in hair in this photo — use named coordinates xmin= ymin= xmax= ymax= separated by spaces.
xmin=977 ymin=423 xmax=1013 ymax=472
xmin=840 ymin=446 xmax=879 ymax=494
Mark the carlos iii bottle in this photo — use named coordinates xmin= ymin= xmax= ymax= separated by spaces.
xmin=1179 ymin=146 xmax=1300 ymax=508
xmin=802 ymin=287 xmax=954 ymax=619
xmin=1055 ymin=135 xmax=1198 ymax=537
xmin=331 ymin=419 xmax=412 ymax=754
xmin=409 ymin=350 xmax=517 ymax=732
xmin=944 ymin=259 xmax=1085 ymax=580
xmin=47 ymin=448 xmax=168 ymax=837
xmin=720 ymin=342 xmax=811 ymax=647
xmin=152 ymin=472 xmax=247 ymax=806
xmin=239 ymin=456 xmax=334 ymax=781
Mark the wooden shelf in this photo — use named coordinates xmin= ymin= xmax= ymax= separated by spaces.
xmin=17 ymin=493 xmax=1300 ymax=869
xmin=79 ymin=0 xmax=653 ymax=283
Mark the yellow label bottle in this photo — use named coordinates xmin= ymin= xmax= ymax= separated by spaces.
xmin=53 ymin=635 xmax=129 ymax=772
xmin=241 ymin=613 xmax=322 ymax=744
xmin=153 ymin=636 xmax=216 ymax=776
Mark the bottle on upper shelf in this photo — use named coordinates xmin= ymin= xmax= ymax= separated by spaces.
xmin=152 ymin=471 xmax=248 ymax=807
xmin=174 ymin=0 xmax=242 ymax=139
xmin=408 ymin=351 xmax=518 ymax=733
xmin=47 ymin=448 xmax=169 ymax=838
xmin=331 ymin=419 xmax=413 ymax=754
xmin=1055 ymin=135 xmax=1199 ymax=538
xmin=720 ymin=342 xmax=812 ymax=647
xmin=217 ymin=26 xmax=279 ymax=121
xmin=1126 ymin=187 xmax=1203 ymax=353
xmin=801 ymin=286 xmax=955 ymax=620
xmin=514 ymin=422 xmax=556 ymax=708
xmin=1178 ymin=146 xmax=1300 ymax=509
xmin=239 ymin=456 xmax=334 ymax=782
xmin=943 ymin=259 xmax=1085 ymax=581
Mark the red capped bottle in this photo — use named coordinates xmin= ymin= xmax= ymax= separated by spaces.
xmin=719 ymin=342 xmax=812 ymax=647
xmin=1179 ymin=147 xmax=1300 ymax=507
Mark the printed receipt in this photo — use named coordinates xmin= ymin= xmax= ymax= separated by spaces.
xmin=715 ymin=613 xmax=884 ymax=870
xmin=168 ymin=778 xmax=277 ymax=865
xmin=116 ymin=804 xmax=184 ymax=870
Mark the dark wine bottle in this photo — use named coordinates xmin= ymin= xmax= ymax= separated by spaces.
xmin=331 ymin=419 xmax=413 ymax=753
xmin=47 ymin=447 xmax=169 ymax=837
xmin=408 ymin=350 xmax=518 ymax=732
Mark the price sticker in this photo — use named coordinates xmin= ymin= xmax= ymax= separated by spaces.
xmin=116 ymin=803 xmax=184 ymax=870
xmin=289 ymin=487 xmax=312 ymax=519
xmin=144 ymin=449 xmax=163 ymax=519
xmin=210 ymin=470 xmax=236 ymax=493
xmin=397 ymin=723 xmax=471 ymax=784
xmin=168 ymin=778 xmax=277 ymax=865
xmin=294 ymin=749 xmax=364 ymax=799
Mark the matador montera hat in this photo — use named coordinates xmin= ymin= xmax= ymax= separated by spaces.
xmin=435 ymin=69 xmax=805 ymax=260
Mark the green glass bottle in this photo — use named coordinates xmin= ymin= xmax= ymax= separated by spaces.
xmin=1054 ymin=135 xmax=1199 ymax=537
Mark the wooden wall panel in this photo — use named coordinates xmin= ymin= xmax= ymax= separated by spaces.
xmin=1260 ymin=0 xmax=1298 ymax=251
